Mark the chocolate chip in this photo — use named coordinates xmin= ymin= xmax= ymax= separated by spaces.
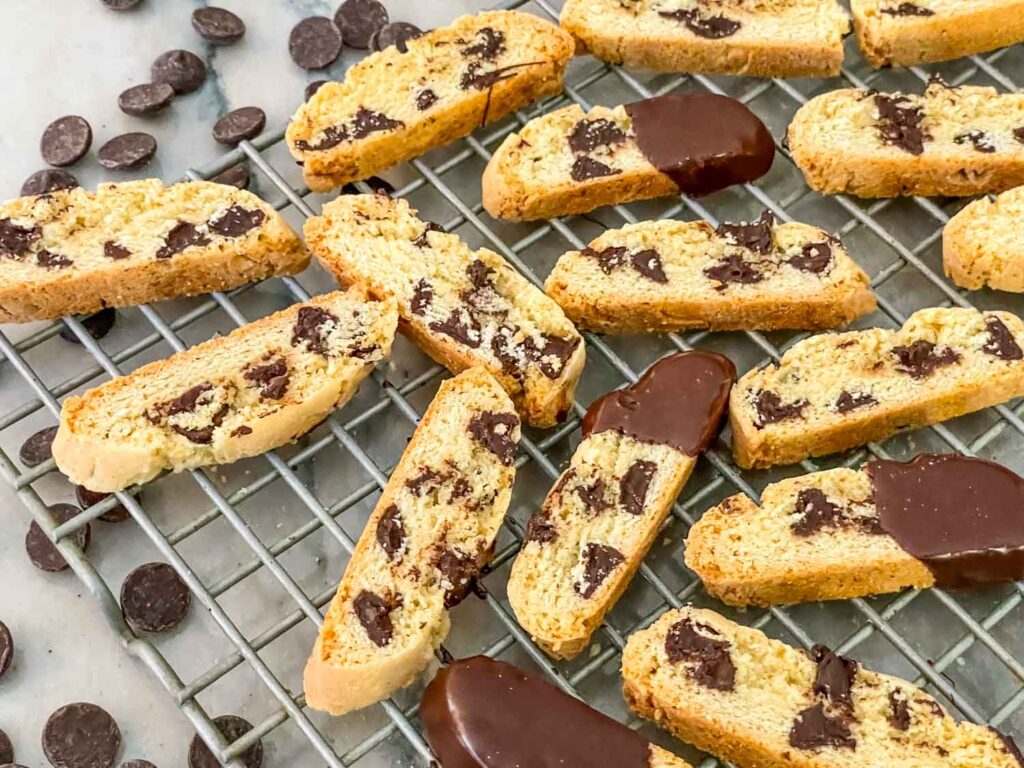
xmin=0 ymin=621 xmax=12 ymax=679
xmin=188 ymin=715 xmax=262 ymax=768
xmin=630 ymin=248 xmax=668 ymax=283
xmin=523 ymin=334 xmax=580 ymax=379
xmin=155 ymin=221 xmax=209 ymax=259
xmin=60 ymin=307 xmax=117 ymax=344
xmin=103 ymin=241 xmax=132 ymax=260
xmin=582 ymin=245 xmax=629 ymax=273
xmin=983 ymin=317 xmax=1023 ymax=361
xmin=664 ymin=618 xmax=736 ymax=691
xmin=410 ymin=278 xmax=434 ymax=315
xmin=290 ymin=16 xmax=343 ymax=69
xmin=892 ymin=340 xmax=960 ymax=379
xmin=574 ymin=478 xmax=611 ymax=514
xmin=413 ymin=222 xmax=444 ymax=249
xmin=752 ymin=390 xmax=807 ymax=428
xmin=353 ymin=590 xmax=395 ymax=647
xmin=461 ymin=260 xmax=506 ymax=318
xmin=292 ymin=306 xmax=339 ymax=355
xmin=0 ymin=725 xmax=12 ymax=763
xmin=212 ymin=107 xmax=266 ymax=146
xmin=0 ymin=218 xmax=40 ymax=258
xmin=37 ymin=249 xmax=73 ymax=269
xmin=468 ymin=411 xmax=519 ymax=466
xmin=335 ymin=0 xmax=388 ymax=49
xmin=148 ymin=383 xmax=227 ymax=444
xmin=151 ymin=50 xmax=207 ymax=94
xmin=620 ymin=460 xmax=656 ymax=516
xmin=101 ymin=0 xmax=142 ymax=9
xmin=568 ymin=118 xmax=627 ymax=154
xmin=575 ymin=543 xmax=625 ymax=599
xmin=406 ymin=467 xmax=445 ymax=496
xmin=120 ymin=562 xmax=191 ymax=633
xmin=789 ymin=702 xmax=855 ymax=750
xmin=40 ymin=116 xmax=92 ymax=167
xmin=430 ymin=309 xmax=482 ymax=348
xmin=704 ymin=253 xmax=763 ymax=287
xmin=117 ymin=83 xmax=175 ymax=117
xmin=954 ymin=130 xmax=996 ymax=154
xmin=434 ymin=547 xmax=480 ymax=607
xmin=525 ymin=511 xmax=557 ymax=544
xmin=76 ymin=485 xmax=130 ymax=523
xmin=97 ymin=132 xmax=157 ymax=170
xmin=881 ymin=2 xmax=935 ymax=15
xmin=1015 ymin=127 xmax=1024 ymax=146
xmin=791 ymin=489 xmax=846 ymax=536
xmin=789 ymin=241 xmax=833 ymax=274
xmin=351 ymin=107 xmax=404 ymax=139
xmin=461 ymin=27 xmax=506 ymax=60
xmin=659 ymin=8 xmax=740 ymax=38
xmin=416 ymin=89 xmax=439 ymax=111
xmin=716 ymin=211 xmax=775 ymax=254
xmin=43 ymin=702 xmax=121 ymax=768
xmin=810 ymin=644 xmax=857 ymax=709
xmin=21 ymin=168 xmax=79 ymax=196
xmin=888 ymin=689 xmax=911 ymax=731
xmin=26 ymin=504 xmax=90 ymax=572
xmin=376 ymin=505 xmax=406 ymax=559
xmin=293 ymin=125 xmax=347 ymax=152
xmin=231 ymin=425 xmax=253 ymax=437
xmin=304 ymin=79 xmax=329 ymax=102
xmin=373 ymin=21 xmax=423 ymax=53
xmin=19 ymin=425 xmax=58 ymax=467
xmin=121 ymin=761 xmax=157 ymax=768
xmin=875 ymin=94 xmax=929 ymax=156
xmin=833 ymin=390 xmax=877 ymax=414
xmin=208 ymin=205 xmax=265 ymax=237
xmin=571 ymin=155 xmax=619 ymax=182
xmin=191 ymin=7 xmax=246 ymax=45
xmin=244 ymin=357 xmax=289 ymax=399
xmin=211 ymin=164 xmax=250 ymax=190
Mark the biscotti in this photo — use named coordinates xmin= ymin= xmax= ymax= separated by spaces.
xmin=53 ymin=288 xmax=397 ymax=492
xmin=421 ymin=656 xmax=692 ymax=768
xmin=545 ymin=212 xmax=876 ymax=334
xmin=0 ymin=179 xmax=308 ymax=323
xmin=788 ymin=81 xmax=1024 ymax=198
xmin=561 ymin=0 xmax=850 ymax=77
xmin=852 ymin=0 xmax=1024 ymax=68
xmin=482 ymin=92 xmax=774 ymax=221
xmin=686 ymin=453 xmax=1024 ymax=606
xmin=944 ymin=184 xmax=1024 ymax=291
xmin=304 ymin=194 xmax=585 ymax=428
xmin=286 ymin=11 xmax=574 ymax=192
xmin=508 ymin=352 xmax=734 ymax=659
xmin=622 ymin=607 xmax=1024 ymax=768
xmin=304 ymin=368 xmax=519 ymax=715
xmin=730 ymin=307 xmax=1024 ymax=468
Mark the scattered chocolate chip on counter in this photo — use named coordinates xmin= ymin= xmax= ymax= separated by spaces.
xmin=188 ymin=716 xmax=263 ymax=768
xmin=0 ymin=621 xmax=13 ymax=678
xmin=120 ymin=562 xmax=191 ymax=634
xmin=117 ymin=82 xmax=175 ymax=117
xmin=100 ymin=0 xmax=142 ymax=9
xmin=289 ymin=16 xmax=343 ymax=70
xmin=151 ymin=50 xmax=207 ymax=95
xmin=335 ymin=0 xmax=388 ymax=49
xmin=76 ymin=485 xmax=131 ymax=523
xmin=60 ymin=307 xmax=117 ymax=344
xmin=304 ymin=79 xmax=328 ymax=102
xmin=212 ymin=106 xmax=266 ymax=146
xmin=40 ymin=115 xmax=93 ymax=167
xmin=98 ymin=132 xmax=157 ymax=170
xmin=19 ymin=425 xmax=58 ymax=467
xmin=191 ymin=7 xmax=246 ymax=45
xmin=211 ymin=164 xmax=250 ymax=189
xmin=42 ymin=702 xmax=122 ymax=768
xmin=21 ymin=168 xmax=79 ymax=196
xmin=0 ymin=726 xmax=13 ymax=764
xmin=372 ymin=21 xmax=423 ymax=53
xmin=25 ymin=504 xmax=91 ymax=573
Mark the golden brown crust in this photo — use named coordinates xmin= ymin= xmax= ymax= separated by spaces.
xmin=943 ymin=185 xmax=1024 ymax=292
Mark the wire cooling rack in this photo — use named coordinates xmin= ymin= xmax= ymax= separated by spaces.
xmin=4 ymin=1 xmax=1024 ymax=765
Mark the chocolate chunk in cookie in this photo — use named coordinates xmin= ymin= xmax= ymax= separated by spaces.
xmin=575 ymin=543 xmax=624 ymax=598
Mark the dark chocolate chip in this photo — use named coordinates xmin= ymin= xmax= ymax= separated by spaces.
xmin=407 ymin=467 xmax=445 ymax=496
xmin=888 ymin=689 xmax=911 ymax=731
xmin=294 ymin=125 xmax=348 ymax=152
xmin=1015 ymin=127 xmax=1024 ymax=146
xmin=76 ymin=485 xmax=130 ymax=523
xmin=376 ymin=505 xmax=406 ymax=559
xmin=582 ymin=245 xmax=629 ymax=273
xmin=37 ymin=249 xmax=73 ymax=269
xmin=881 ymin=2 xmax=935 ymax=15
xmin=789 ymin=241 xmax=833 ymax=274
xmin=461 ymin=27 xmax=506 ymax=60
xmin=659 ymin=8 xmax=741 ymax=39
xmin=0 ymin=621 xmax=12 ymax=679
xmin=892 ymin=340 xmax=960 ymax=379
xmin=188 ymin=715 xmax=262 ymax=768
xmin=351 ymin=107 xmax=404 ymax=139
xmin=416 ymin=88 xmax=439 ymax=111
xmin=716 ymin=211 xmax=775 ymax=254
xmin=244 ymin=357 xmax=289 ymax=400
xmin=630 ymin=248 xmax=668 ymax=283
xmin=60 ymin=307 xmax=117 ymax=344
xmin=208 ymin=205 xmax=265 ymax=237
xmin=289 ymin=16 xmax=343 ymax=69
xmin=121 ymin=761 xmax=158 ymax=768
xmin=148 ymin=383 xmax=227 ymax=444
xmin=574 ymin=478 xmax=611 ymax=514
xmin=151 ymin=50 xmax=207 ymax=94
xmin=26 ymin=504 xmax=90 ymax=572
xmin=461 ymin=260 xmax=506 ymax=318
xmin=19 ymin=425 xmax=58 ymax=467
xmin=752 ymin=390 xmax=807 ymax=428
xmin=525 ymin=511 xmax=557 ymax=544
xmin=571 ymin=155 xmax=619 ymax=182
xmin=304 ymin=79 xmax=329 ymax=102
xmin=101 ymin=0 xmax=142 ymax=9
xmin=292 ymin=306 xmax=339 ymax=356
xmin=875 ymin=94 xmax=929 ymax=156
xmin=834 ymin=390 xmax=877 ymax=414
xmin=352 ymin=590 xmax=395 ymax=647
xmin=523 ymin=333 xmax=580 ymax=379
xmin=575 ymin=543 xmax=625 ymax=599
xmin=434 ymin=547 xmax=480 ymax=608
xmin=211 ymin=164 xmax=250 ymax=189
xmin=97 ymin=133 xmax=157 ymax=170
xmin=0 ymin=725 xmax=12 ymax=763
xmin=43 ymin=702 xmax=122 ymax=768
xmin=191 ymin=7 xmax=246 ymax=45
xmin=664 ymin=618 xmax=736 ymax=691
xmin=810 ymin=644 xmax=857 ymax=709
xmin=231 ymin=425 xmax=252 ymax=437
xmin=335 ymin=0 xmax=388 ymax=49
xmin=155 ymin=221 xmax=209 ymax=259
xmin=789 ymin=702 xmax=856 ymax=750
xmin=21 ymin=168 xmax=79 ymax=196
xmin=954 ymin=130 xmax=996 ymax=153
xmin=373 ymin=21 xmax=423 ymax=53
xmin=413 ymin=222 xmax=444 ymax=248
xmin=212 ymin=107 xmax=266 ymax=146
xmin=430 ymin=309 xmax=482 ymax=348
xmin=791 ymin=488 xmax=846 ymax=536
xmin=0 ymin=218 xmax=40 ymax=258
xmin=620 ymin=460 xmax=656 ymax=515
xmin=117 ymin=83 xmax=175 ymax=117
xmin=120 ymin=562 xmax=191 ymax=633
xmin=568 ymin=118 xmax=627 ymax=154
xmin=40 ymin=116 xmax=92 ymax=167
xmin=410 ymin=278 xmax=434 ymax=316
xmin=704 ymin=253 xmax=763 ymax=287
xmin=984 ymin=317 xmax=1023 ymax=361
xmin=468 ymin=411 xmax=519 ymax=466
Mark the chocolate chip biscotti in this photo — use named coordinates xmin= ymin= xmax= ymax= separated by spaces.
xmin=0 ymin=179 xmax=308 ymax=323
xmin=944 ymin=185 xmax=1024 ymax=292
xmin=286 ymin=11 xmax=574 ymax=192
xmin=686 ymin=453 xmax=1024 ymax=606
xmin=305 ymin=194 xmax=585 ymax=428
xmin=788 ymin=81 xmax=1024 ymax=198
xmin=304 ymin=367 xmax=519 ymax=715
xmin=53 ymin=288 xmax=397 ymax=492
xmin=852 ymin=0 xmax=1024 ymax=68
xmin=730 ymin=307 xmax=1024 ymax=468
xmin=622 ymin=607 xmax=1024 ymax=768
xmin=483 ymin=92 xmax=774 ymax=221
xmin=545 ymin=211 xmax=876 ymax=334
xmin=508 ymin=352 xmax=735 ymax=659
xmin=561 ymin=0 xmax=850 ymax=77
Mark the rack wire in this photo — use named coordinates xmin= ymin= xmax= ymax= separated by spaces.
xmin=4 ymin=0 xmax=1024 ymax=764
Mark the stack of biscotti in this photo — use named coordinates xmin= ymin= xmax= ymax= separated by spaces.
xmin=304 ymin=367 xmax=520 ymax=715
xmin=0 ymin=179 xmax=308 ymax=322
xmin=545 ymin=211 xmax=875 ymax=333
xmin=788 ymin=81 xmax=1024 ymax=197
xmin=561 ymin=0 xmax=850 ymax=77
xmin=729 ymin=307 xmax=1024 ymax=468
xmin=304 ymin=194 xmax=585 ymax=427
xmin=686 ymin=453 xmax=1024 ymax=606
xmin=852 ymin=0 xmax=1024 ymax=68
xmin=944 ymin=185 xmax=1024 ymax=291
xmin=622 ymin=607 xmax=1024 ymax=768
xmin=286 ymin=10 xmax=574 ymax=191
xmin=53 ymin=288 xmax=397 ymax=492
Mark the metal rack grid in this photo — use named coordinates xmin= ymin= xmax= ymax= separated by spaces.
xmin=3 ymin=0 xmax=1024 ymax=764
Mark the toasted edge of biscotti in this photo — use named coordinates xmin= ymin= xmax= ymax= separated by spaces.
xmin=943 ymin=185 xmax=1024 ymax=292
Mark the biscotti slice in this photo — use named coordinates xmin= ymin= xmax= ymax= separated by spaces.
xmin=545 ymin=211 xmax=876 ymax=334
xmin=852 ymin=0 xmax=1024 ymax=68
xmin=622 ymin=607 xmax=1024 ymax=768
xmin=561 ymin=0 xmax=849 ymax=78
xmin=304 ymin=194 xmax=585 ymax=428
xmin=508 ymin=352 xmax=735 ymax=659
xmin=53 ymin=288 xmax=397 ymax=492
xmin=285 ymin=11 xmax=574 ymax=192
xmin=686 ymin=453 xmax=1024 ymax=606
xmin=788 ymin=81 xmax=1024 ymax=198
xmin=944 ymin=185 xmax=1024 ymax=292
xmin=421 ymin=656 xmax=692 ymax=768
xmin=482 ymin=92 xmax=775 ymax=221
xmin=0 ymin=179 xmax=309 ymax=323
xmin=304 ymin=368 xmax=520 ymax=716
xmin=730 ymin=307 xmax=1024 ymax=468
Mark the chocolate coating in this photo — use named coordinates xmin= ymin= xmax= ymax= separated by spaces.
xmin=582 ymin=351 xmax=735 ymax=456
xmin=624 ymin=93 xmax=774 ymax=196
xmin=421 ymin=656 xmax=652 ymax=768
